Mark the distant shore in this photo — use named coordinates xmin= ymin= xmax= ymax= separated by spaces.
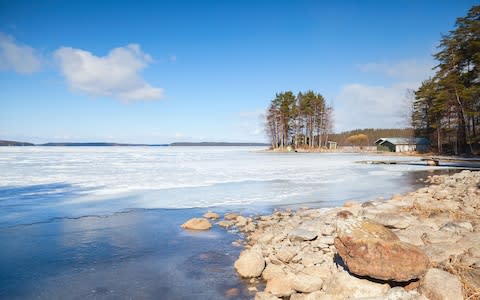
xmin=264 ymin=146 xmax=432 ymax=156
xmin=0 ymin=140 xmax=269 ymax=147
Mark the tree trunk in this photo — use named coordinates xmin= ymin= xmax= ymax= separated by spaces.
xmin=454 ymin=87 xmax=472 ymax=154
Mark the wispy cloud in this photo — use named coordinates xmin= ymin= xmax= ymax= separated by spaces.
xmin=54 ymin=44 xmax=163 ymax=102
xmin=0 ymin=32 xmax=42 ymax=74
xmin=356 ymin=59 xmax=434 ymax=82
xmin=235 ymin=109 xmax=266 ymax=138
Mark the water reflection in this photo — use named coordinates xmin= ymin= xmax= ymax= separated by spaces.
xmin=0 ymin=209 xmax=249 ymax=299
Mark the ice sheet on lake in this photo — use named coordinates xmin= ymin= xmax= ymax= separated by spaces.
xmin=0 ymin=146 xmax=441 ymax=226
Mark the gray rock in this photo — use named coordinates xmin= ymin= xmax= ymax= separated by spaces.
xmin=384 ymin=287 xmax=426 ymax=300
xmin=314 ymin=235 xmax=334 ymax=245
xmin=323 ymin=271 xmax=389 ymax=299
xmin=419 ymin=268 xmax=464 ymax=300
xmin=289 ymin=228 xmax=318 ymax=242
xmin=367 ymin=213 xmax=414 ymax=229
xmin=422 ymin=242 xmax=471 ymax=264
xmin=303 ymin=265 xmax=334 ymax=280
xmin=276 ymin=246 xmax=297 ymax=263
xmin=300 ymin=252 xmax=325 ymax=266
xmin=291 ymin=273 xmax=323 ymax=293
xmin=440 ymin=221 xmax=473 ymax=234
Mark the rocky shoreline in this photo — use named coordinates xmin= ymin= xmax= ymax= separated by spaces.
xmin=182 ymin=170 xmax=480 ymax=299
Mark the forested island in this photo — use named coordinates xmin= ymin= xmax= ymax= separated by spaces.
xmin=265 ymin=91 xmax=333 ymax=150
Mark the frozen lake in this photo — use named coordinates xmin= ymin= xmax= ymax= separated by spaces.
xmin=0 ymin=146 xmax=449 ymax=227
xmin=0 ymin=146 xmax=458 ymax=299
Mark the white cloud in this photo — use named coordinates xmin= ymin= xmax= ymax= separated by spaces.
xmin=335 ymin=59 xmax=435 ymax=132
xmin=0 ymin=32 xmax=42 ymax=74
xmin=54 ymin=44 xmax=163 ymax=102
xmin=335 ymin=83 xmax=413 ymax=131
xmin=356 ymin=59 xmax=434 ymax=82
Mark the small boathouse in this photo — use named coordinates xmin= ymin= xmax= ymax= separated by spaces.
xmin=375 ymin=137 xmax=430 ymax=153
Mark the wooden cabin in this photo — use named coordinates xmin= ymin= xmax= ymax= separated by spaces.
xmin=375 ymin=137 xmax=430 ymax=153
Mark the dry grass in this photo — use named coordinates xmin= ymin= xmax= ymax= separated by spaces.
xmin=441 ymin=255 xmax=480 ymax=300
xmin=401 ymin=202 xmax=480 ymax=299
xmin=401 ymin=202 xmax=479 ymax=224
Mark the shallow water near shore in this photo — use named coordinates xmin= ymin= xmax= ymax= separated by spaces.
xmin=0 ymin=208 xmax=253 ymax=299
xmin=0 ymin=146 xmax=465 ymax=299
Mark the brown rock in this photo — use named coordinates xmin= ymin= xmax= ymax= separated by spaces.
xmin=262 ymin=263 xmax=285 ymax=281
xmin=181 ymin=218 xmax=212 ymax=230
xmin=334 ymin=218 xmax=429 ymax=281
xmin=265 ymin=275 xmax=295 ymax=297
xmin=236 ymin=215 xmax=248 ymax=227
xmin=224 ymin=287 xmax=239 ymax=298
xmin=336 ymin=210 xmax=353 ymax=219
xmin=203 ymin=211 xmax=220 ymax=219
xmin=224 ymin=212 xmax=240 ymax=220
xmin=343 ymin=200 xmax=359 ymax=208
xmin=288 ymin=228 xmax=317 ymax=242
xmin=234 ymin=247 xmax=266 ymax=278
xmin=217 ymin=220 xmax=234 ymax=228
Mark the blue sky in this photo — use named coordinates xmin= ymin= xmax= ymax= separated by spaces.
xmin=0 ymin=0 xmax=477 ymax=143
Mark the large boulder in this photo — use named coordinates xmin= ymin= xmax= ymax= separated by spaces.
xmin=419 ymin=268 xmax=464 ymax=300
xmin=234 ymin=246 xmax=265 ymax=278
xmin=181 ymin=218 xmax=212 ymax=230
xmin=334 ymin=218 xmax=429 ymax=281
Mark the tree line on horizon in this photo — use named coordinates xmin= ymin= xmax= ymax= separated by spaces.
xmin=328 ymin=128 xmax=414 ymax=147
xmin=265 ymin=91 xmax=333 ymax=149
xmin=412 ymin=5 xmax=479 ymax=154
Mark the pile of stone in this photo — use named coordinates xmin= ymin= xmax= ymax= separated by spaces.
xmin=227 ymin=170 xmax=480 ymax=299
